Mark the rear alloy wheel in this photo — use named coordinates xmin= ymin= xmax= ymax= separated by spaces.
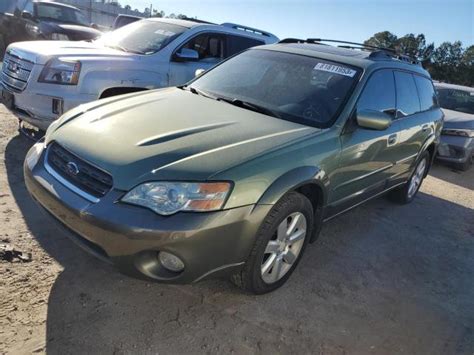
xmin=390 ymin=152 xmax=429 ymax=204
xmin=231 ymin=192 xmax=314 ymax=294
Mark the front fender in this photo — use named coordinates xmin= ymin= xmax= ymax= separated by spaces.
xmin=79 ymin=69 xmax=168 ymax=97
xmin=257 ymin=166 xmax=328 ymax=206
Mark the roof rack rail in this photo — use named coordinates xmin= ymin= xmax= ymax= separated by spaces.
xmin=221 ymin=22 xmax=273 ymax=37
xmin=181 ymin=17 xmax=216 ymax=25
xmin=278 ymin=38 xmax=420 ymax=65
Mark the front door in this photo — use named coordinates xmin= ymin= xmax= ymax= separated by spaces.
xmin=168 ymin=32 xmax=226 ymax=86
xmin=329 ymin=69 xmax=405 ymax=215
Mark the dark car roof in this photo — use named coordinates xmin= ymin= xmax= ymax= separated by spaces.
xmin=261 ymin=42 xmax=430 ymax=77
xmin=434 ymin=82 xmax=474 ymax=93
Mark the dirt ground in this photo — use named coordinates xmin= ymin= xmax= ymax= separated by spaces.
xmin=0 ymin=104 xmax=473 ymax=355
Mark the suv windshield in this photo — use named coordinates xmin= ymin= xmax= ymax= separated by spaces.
xmin=190 ymin=49 xmax=360 ymax=127
xmin=36 ymin=3 xmax=89 ymax=26
xmin=0 ymin=0 xmax=21 ymax=14
xmin=437 ymin=88 xmax=474 ymax=115
xmin=96 ymin=20 xmax=187 ymax=55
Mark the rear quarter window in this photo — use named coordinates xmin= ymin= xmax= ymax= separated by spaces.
xmin=227 ymin=35 xmax=265 ymax=57
xmin=414 ymin=75 xmax=438 ymax=111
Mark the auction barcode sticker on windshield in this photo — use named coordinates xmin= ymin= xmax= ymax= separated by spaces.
xmin=313 ymin=63 xmax=357 ymax=77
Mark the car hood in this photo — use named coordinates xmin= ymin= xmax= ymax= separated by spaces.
xmin=7 ymin=40 xmax=132 ymax=65
xmin=46 ymin=88 xmax=317 ymax=191
xmin=443 ymin=109 xmax=474 ymax=129
xmin=39 ymin=22 xmax=102 ymax=40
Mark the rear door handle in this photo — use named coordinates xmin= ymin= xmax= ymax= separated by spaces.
xmin=388 ymin=134 xmax=397 ymax=146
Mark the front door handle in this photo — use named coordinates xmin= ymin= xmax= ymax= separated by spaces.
xmin=422 ymin=124 xmax=430 ymax=132
xmin=388 ymin=133 xmax=397 ymax=146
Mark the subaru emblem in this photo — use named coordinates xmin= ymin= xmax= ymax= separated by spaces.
xmin=66 ymin=162 xmax=80 ymax=176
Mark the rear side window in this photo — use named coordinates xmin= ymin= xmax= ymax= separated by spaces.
xmin=227 ymin=35 xmax=264 ymax=57
xmin=394 ymin=71 xmax=421 ymax=117
xmin=357 ymin=69 xmax=396 ymax=114
xmin=414 ymin=76 xmax=438 ymax=111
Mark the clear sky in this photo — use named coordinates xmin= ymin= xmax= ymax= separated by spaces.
xmin=124 ymin=0 xmax=473 ymax=46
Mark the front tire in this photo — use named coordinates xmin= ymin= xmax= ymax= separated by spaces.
xmin=232 ymin=192 xmax=314 ymax=294
xmin=389 ymin=151 xmax=429 ymax=204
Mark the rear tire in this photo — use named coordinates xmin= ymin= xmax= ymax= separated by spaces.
xmin=389 ymin=151 xmax=429 ymax=204
xmin=231 ymin=192 xmax=314 ymax=294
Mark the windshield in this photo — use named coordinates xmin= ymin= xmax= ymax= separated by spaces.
xmin=96 ymin=20 xmax=187 ymax=55
xmin=0 ymin=0 xmax=21 ymax=14
xmin=437 ymin=88 xmax=474 ymax=115
xmin=190 ymin=49 xmax=361 ymax=127
xmin=36 ymin=3 xmax=89 ymax=26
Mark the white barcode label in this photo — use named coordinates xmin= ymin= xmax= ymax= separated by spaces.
xmin=313 ymin=62 xmax=357 ymax=77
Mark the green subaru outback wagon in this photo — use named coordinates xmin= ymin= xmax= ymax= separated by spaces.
xmin=24 ymin=39 xmax=443 ymax=293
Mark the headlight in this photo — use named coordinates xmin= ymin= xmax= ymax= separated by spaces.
xmin=50 ymin=33 xmax=69 ymax=41
xmin=39 ymin=58 xmax=81 ymax=85
xmin=121 ymin=182 xmax=232 ymax=215
xmin=442 ymin=128 xmax=474 ymax=138
xmin=25 ymin=23 xmax=40 ymax=36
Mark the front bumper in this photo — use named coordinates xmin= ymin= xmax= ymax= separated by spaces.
xmin=24 ymin=143 xmax=271 ymax=283
xmin=436 ymin=135 xmax=474 ymax=163
xmin=1 ymin=76 xmax=95 ymax=131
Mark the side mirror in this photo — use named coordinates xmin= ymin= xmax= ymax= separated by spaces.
xmin=174 ymin=48 xmax=199 ymax=62
xmin=356 ymin=109 xmax=392 ymax=130
xmin=195 ymin=68 xmax=205 ymax=77
xmin=21 ymin=10 xmax=34 ymax=20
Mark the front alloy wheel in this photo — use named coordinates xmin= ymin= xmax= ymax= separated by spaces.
xmin=261 ymin=212 xmax=307 ymax=284
xmin=232 ymin=192 xmax=314 ymax=294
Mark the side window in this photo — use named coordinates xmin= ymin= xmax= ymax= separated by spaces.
xmin=414 ymin=75 xmax=438 ymax=111
xmin=394 ymin=71 xmax=421 ymax=117
xmin=23 ymin=0 xmax=34 ymax=14
xmin=226 ymin=35 xmax=264 ymax=57
xmin=179 ymin=33 xmax=225 ymax=61
xmin=357 ymin=69 xmax=396 ymax=114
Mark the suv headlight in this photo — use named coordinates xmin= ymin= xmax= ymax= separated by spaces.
xmin=121 ymin=182 xmax=232 ymax=215
xmin=442 ymin=128 xmax=474 ymax=138
xmin=39 ymin=59 xmax=81 ymax=85
xmin=50 ymin=33 xmax=69 ymax=41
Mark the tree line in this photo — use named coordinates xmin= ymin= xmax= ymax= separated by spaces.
xmin=364 ymin=31 xmax=473 ymax=87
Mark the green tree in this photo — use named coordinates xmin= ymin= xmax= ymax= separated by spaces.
xmin=364 ymin=31 xmax=398 ymax=49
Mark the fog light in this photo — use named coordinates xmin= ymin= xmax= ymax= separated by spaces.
xmin=158 ymin=251 xmax=184 ymax=272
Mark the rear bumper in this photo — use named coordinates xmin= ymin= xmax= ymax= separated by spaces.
xmin=436 ymin=135 xmax=474 ymax=163
xmin=24 ymin=142 xmax=271 ymax=283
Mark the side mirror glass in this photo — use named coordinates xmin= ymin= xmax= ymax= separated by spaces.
xmin=356 ymin=109 xmax=392 ymax=130
xmin=21 ymin=10 xmax=34 ymax=20
xmin=174 ymin=48 xmax=199 ymax=62
xmin=195 ymin=68 xmax=205 ymax=77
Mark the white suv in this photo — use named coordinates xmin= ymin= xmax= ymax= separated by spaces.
xmin=0 ymin=18 xmax=278 ymax=131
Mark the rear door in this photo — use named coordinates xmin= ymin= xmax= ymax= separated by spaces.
xmin=330 ymin=69 xmax=403 ymax=213
xmin=392 ymin=71 xmax=438 ymax=183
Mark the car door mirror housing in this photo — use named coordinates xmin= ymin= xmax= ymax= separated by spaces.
xmin=174 ymin=48 xmax=199 ymax=62
xmin=21 ymin=10 xmax=34 ymax=20
xmin=195 ymin=68 xmax=205 ymax=77
xmin=356 ymin=109 xmax=392 ymax=130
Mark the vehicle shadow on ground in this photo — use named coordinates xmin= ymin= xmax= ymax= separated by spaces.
xmin=5 ymin=134 xmax=474 ymax=354
xmin=429 ymin=161 xmax=474 ymax=191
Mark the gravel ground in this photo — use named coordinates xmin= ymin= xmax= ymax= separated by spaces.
xmin=0 ymin=104 xmax=473 ymax=354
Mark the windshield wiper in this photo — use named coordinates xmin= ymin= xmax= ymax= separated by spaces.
xmin=216 ymin=97 xmax=281 ymax=118
xmin=178 ymin=85 xmax=218 ymax=100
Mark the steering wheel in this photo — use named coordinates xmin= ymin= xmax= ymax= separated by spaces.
xmin=299 ymin=97 xmax=332 ymax=122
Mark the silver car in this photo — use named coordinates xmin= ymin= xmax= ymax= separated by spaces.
xmin=435 ymin=83 xmax=474 ymax=171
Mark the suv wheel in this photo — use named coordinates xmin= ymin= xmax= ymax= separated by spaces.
xmin=390 ymin=152 xmax=429 ymax=204
xmin=231 ymin=192 xmax=313 ymax=294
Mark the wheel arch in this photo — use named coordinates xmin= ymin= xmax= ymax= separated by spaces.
xmin=257 ymin=166 xmax=328 ymax=243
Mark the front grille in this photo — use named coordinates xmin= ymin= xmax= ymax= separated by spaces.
xmin=1 ymin=52 xmax=35 ymax=92
xmin=46 ymin=142 xmax=113 ymax=199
